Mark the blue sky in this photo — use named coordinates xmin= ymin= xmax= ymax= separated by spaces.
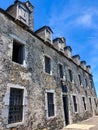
xmin=0 ymin=0 xmax=98 ymax=96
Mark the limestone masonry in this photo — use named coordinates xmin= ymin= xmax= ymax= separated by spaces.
xmin=0 ymin=0 xmax=97 ymax=130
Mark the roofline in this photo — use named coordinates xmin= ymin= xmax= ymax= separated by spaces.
xmin=0 ymin=8 xmax=92 ymax=76
xmin=35 ymin=25 xmax=53 ymax=33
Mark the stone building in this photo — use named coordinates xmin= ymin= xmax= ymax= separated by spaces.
xmin=0 ymin=0 xmax=97 ymax=130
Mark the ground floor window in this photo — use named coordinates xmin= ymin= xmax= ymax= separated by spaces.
xmin=8 ymin=88 xmax=23 ymax=124
xmin=73 ymin=95 xmax=77 ymax=112
xmin=47 ymin=92 xmax=54 ymax=117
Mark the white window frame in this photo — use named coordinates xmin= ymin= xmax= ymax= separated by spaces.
xmin=10 ymin=34 xmax=26 ymax=67
xmin=43 ymin=54 xmax=52 ymax=75
xmin=2 ymin=83 xmax=28 ymax=128
xmin=58 ymin=62 xmax=65 ymax=80
xmin=82 ymin=96 xmax=87 ymax=111
xmin=72 ymin=94 xmax=78 ymax=113
xmin=45 ymin=90 xmax=56 ymax=119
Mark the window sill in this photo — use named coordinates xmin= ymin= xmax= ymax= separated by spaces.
xmin=47 ymin=115 xmax=56 ymax=120
xmin=11 ymin=61 xmax=27 ymax=69
xmin=7 ymin=121 xmax=24 ymax=128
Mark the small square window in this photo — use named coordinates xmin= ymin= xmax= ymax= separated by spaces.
xmin=45 ymin=56 xmax=51 ymax=74
xmin=12 ymin=40 xmax=24 ymax=64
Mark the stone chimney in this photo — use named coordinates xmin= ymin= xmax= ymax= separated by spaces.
xmin=64 ymin=46 xmax=72 ymax=59
xmin=53 ymin=37 xmax=66 ymax=52
xmin=81 ymin=61 xmax=86 ymax=70
xmin=72 ymin=55 xmax=80 ymax=65
xmin=86 ymin=65 xmax=92 ymax=74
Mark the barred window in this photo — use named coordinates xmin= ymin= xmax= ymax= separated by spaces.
xmin=45 ymin=56 xmax=51 ymax=74
xmin=47 ymin=92 xmax=54 ymax=117
xmin=82 ymin=97 xmax=86 ymax=110
xmin=73 ymin=95 xmax=77 ymax=112
xmin=8 ymin=88 xmax=23 ymax=124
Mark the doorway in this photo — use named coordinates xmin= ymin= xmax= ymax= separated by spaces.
xmin=63 ymin=95 xmax=69 ymax=125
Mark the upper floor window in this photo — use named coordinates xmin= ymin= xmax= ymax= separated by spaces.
xmin=68 ymin=69 xmax=73 ymax=82
xmin=90 ymin=80 xmax=94 ymax=88
xmin=85 ymin=79 xmax=88 ymax=87
xmin=12 ymin=40 xmax=24 ymax=64
xmin=58 ymin=64 xmax=63 ymax=78
xmin=8 ymin=88 xmax=23 ymax=124
xmin=78 ymin=74 xmax=82 ymax=85
xmin=46 ymin=29 xmax=51 ymax=42
xmin=45 ymin=56 xmax=51 ymax=74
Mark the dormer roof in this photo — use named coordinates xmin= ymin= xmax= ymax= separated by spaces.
xmin=35 ymin=26 xmax=53 ymax=33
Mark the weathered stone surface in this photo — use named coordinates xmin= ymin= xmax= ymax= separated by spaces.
xmin=0 ymin=2 xmax=97 ymax=130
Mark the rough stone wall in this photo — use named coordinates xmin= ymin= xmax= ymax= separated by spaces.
xmin=0 ymin=10 xmax=97 ymax=130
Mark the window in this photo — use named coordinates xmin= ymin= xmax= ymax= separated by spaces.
xmin=61 ymin=81 xmax=67 ymax=93
xmin=8 ymin=88 xmax=23 ymax=124
xmin=47 ymin=92 xmax=54 ymax=117
xmin=68 ymin=69 xmax=73 ymax=82
xmin=46 ymin=29 xmax=51 ymax=42
xmin=94 ymin=98 xmax=97 ymax=108
xmin=12 ymin=40 xmax=24 ymax=64
xmin=78 ymin=74 xmax=82 ymax=85
xmin=85 ymin=79 xmax=88 ymax=87
xmin=82 ymin=97 xmax=86 ymax=110
xmin=45 ymin=56 xmax=51 ymax=74
xmin=90 ymin=80 xmax=94 ymax=88
xmin=89 ymin=98 xmax=92 ymax=111
xmin=58 ymin=64 xmax=63 ymax=78
xmin=73 ymin=95 xmax=77 ymax=112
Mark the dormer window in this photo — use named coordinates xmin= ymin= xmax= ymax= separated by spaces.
xmin=46 ymin=28 xmax=52 ymax=43
xmin=18 ymin=5 xmax=28 ymax=24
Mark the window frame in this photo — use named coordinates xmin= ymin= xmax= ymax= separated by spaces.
xmin=45 ymin=90 xmax=56 ymax=119
xmin=72 ymin=95 xmax=78 ymax=113
xmin=58 ymin=63 xmax=64 ymax=79
xmin=12 ymin=40 xmax=25 ymax=65
xmin=68 ymin=69 xmax=73 ymax=82
xmin=82 ymin=96 xmax=86 ymax=111
xmin=2 ymin=83 xmax=28 ymax=128
xmin=44 ymin=55 xmax=52 ymax=75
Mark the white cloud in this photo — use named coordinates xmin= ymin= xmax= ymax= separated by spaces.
xmin=76 ymin=14 xmax=92 ymax=27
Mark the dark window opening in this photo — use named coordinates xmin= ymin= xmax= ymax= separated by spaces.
xmin=47 ymin=92 xmax=54 ymax=117
xmin=8 ymin=88 xmax=23 ymax=124
xmin=78 ymin=75 xmax=82 ymax=85
xmin=90 ymin=80 xmax=94 ymax=88
xmin=94 ymin=98 xmax=97 ymax=108
xmin=82 ymin=97 xmax=86 ymax=110
xmin=68 ymin=69 xmax=73 ymax=82
xmin=45 ymin=56 xmax=51 ymax=74
xmin=85 ymin=79 xmax=88 ymax=87
xmin=73 ymin=95 xmax=77 ymax=112
xmin=59 ymin=64 xmax=63 ymax=78
xmin=89 ymin=98 xmax=92 ymax=111
xmin=12 ymin=41 xmax=24 ymax=64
